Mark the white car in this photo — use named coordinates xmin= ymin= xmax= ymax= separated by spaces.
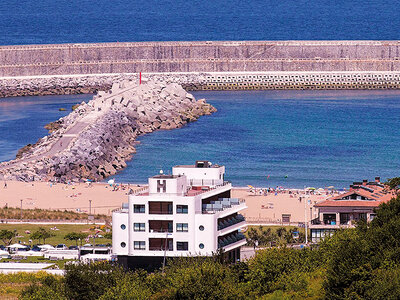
xmin=55 ymin=244 xmax=68 ymax=250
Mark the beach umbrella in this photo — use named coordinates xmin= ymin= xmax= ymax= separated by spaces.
xmin=107 ymin=179 xmax=115 ymax=185
xmin=317 ymin=188 xmax=325 ymax=192
xmin=327 ymin=186 xmax=335 ymax=189
xmin=306 ymin=187 xmax=316 ymax=190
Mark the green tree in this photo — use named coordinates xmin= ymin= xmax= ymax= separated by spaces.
xmin=103 ymin=232 xmax=112 ymax=239
xmin=0 ymin=229 xmax=14 ymax=246
xmin=64 ymin=261 xmax=126 ymax=300
xmin=385 ymin=177 xmax=400 ymax=190
xmin=64 ymin=232 xmax=87 ymax=246
xmin=30 ymin=227 xmax=55 ymax=244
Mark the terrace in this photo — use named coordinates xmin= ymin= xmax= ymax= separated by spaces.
xmin=202 ymin=198 xmax=245 ymax=214
xmin=218 ymin=232 xmax=246 ymax=249
xmin=218 ymin=214 xmax=246 ymax=230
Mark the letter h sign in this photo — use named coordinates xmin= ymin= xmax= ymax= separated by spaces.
xmin=157 ymin=180 xmax=167 ymax=193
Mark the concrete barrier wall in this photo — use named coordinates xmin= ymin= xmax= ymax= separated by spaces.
xmin=1 ymin=41 xmax=400 ymax=96
xmin=2 ymin=71 xmax=400 ymax=98
xmin=1 ymin=41 xmax=400 ymax=77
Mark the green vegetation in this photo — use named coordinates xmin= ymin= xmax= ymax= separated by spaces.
xmin=0 ymin=229 xmax=15 ymax=245
xmin=0 ymin=224 xmax=111 ymax=247
xmin=0 ymin=206 xmax=110 ymax=222
xmin=64 ymin=232 xmax=88 ymax=246
xmin=17 ymin=193 xmax=400 ymax=299
xmin=245 ymin=225 xmax=306 ymax=247
xmin=30 ymin=227 xmax=55 ymax=244
xmin=386 ymin=177 xmax=400 ymax=190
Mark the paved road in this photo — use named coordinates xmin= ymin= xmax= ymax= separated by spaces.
xmin=0 ymin=121 xmax=89 ymax=171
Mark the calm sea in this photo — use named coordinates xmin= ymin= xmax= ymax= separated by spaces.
xmin=1 ymin=90 xmax=399 ymax=188
xmin=0 ymin=0 xmax=399 ymax=45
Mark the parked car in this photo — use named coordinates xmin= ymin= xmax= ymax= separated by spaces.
xmin=55 ymin=244 xmax=68 ymax=250
xmin=31 ymin=246 xmax=41 ymax=252
xmin=68 ymin=245 xmax=79 ymax=250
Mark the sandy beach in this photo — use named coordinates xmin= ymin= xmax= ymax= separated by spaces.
xmin=233 ymin=188 xmax=336 ymax=224
xmin=0 ymin=181 xmax=336 ymax=223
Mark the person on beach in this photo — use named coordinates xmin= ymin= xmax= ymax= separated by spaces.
xmin=3 ymin=181 xmax=7 ymax=189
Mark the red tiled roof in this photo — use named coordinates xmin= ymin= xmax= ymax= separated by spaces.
xmin=315 ymin=181 xmax=396 ymax=208
xmin=315 ymin=200 xmax=381 ymax=207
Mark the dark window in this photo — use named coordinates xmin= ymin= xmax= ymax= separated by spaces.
xmin=120 ymin=242 xmax=126 ymax=248
xmin=176 ymin=223 xmax=188 ymax=232
xmin=177 ymin=242 xmax=188 ymax=251
xmin=134 ymin=204 xmax=145 ymax=213
xmin=199 ymin=225 xmax=204 ymax=231
xmin=134 ymin=241 xmax=145 ymax=250
xmin=176 ymin=205 xmax=188 ymax=214
xmin=120 ymin=224 xmax=126 ymax=230
xmin=134 ymin=223 xmax=145 ymax=232
xmin=199 ymin=243 xmax=204 ymax=249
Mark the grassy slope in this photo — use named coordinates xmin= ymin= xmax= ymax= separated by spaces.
xmin=0 ymin=224 xmax=111 ymax=247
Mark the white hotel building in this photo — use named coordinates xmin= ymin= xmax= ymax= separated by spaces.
xmin=112 ymin=161 xmax=247 ymax=270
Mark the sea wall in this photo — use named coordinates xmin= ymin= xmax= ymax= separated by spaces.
xmin=1 ymin=40 xmax=400 ymax=96
xmin=1 ymin=71 xmax=400 ymax=98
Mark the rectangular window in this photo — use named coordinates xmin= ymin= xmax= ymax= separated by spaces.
xmin=176 ymin=205 xmax=188 ymax=214
xmin=176 ymin=223 xmax=188 ymax=232
xmin=134 ymin=241 xmax=145 ymax=250
xmin=134 ymin=223 xmax=145 ymax=232
xmin=177 ymin=242 xmax=189 ymax=251
xmin=134 ymin=204 xmax=145 ymax=213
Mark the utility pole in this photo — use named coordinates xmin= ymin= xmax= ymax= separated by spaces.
xmin=162 ymin=231 xmax=168 ymax=273
xmin=20 ymin=199 xmax=23 ymax=220
xmin=304 ymin=192 xmax=308 ymax=244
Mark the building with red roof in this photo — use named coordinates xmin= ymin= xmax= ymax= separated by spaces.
xmin=310 ymin=177 xmax=397 ymax=242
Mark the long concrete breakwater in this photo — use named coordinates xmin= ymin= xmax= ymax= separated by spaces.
xmin=1 ymin=40 xmax=400 ymax=97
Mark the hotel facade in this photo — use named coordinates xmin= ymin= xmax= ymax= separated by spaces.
xmin=112 ymin=161 xmax=247 ymax=270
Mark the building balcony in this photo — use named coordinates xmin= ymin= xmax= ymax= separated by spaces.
xmin=149 ymin=238 xmax=173 ymax=251
xmin=218 ymin=233 xmax=246 ymax=249
xmin=202 ymin=198 xmax=246 ymax=214
xmin=218 ymin=214 xmax=246 ymax=231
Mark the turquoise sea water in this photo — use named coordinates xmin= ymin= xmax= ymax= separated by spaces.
xmin=1 ymin=91 xmax=398 ymax=188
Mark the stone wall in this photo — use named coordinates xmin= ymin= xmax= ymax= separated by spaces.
xmin=1 ymin=41 xmax=400 ymax=77
xmin=1 ymin=71 xmax=400 ymax=98
xmin=1 ymin=40 xmax=400 ymax=96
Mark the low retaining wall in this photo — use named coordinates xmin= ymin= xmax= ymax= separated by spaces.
xmin=1 ymin=71 xmax=400 ymax=98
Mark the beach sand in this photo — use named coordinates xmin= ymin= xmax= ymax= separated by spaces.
xmin=0 ymin=181 xmax=135 ymax=216
xmin=0 ymin=181 xmax=334 ymax=222
xmin=233 ymin=188 xmax=335 ymax=224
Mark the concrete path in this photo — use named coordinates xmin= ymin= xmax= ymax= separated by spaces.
xmin=0 ymin=121 xmax=89 ymax=171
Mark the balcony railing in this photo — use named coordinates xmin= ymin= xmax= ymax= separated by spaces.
xmin=188 ymin=181 xmax=231 ymax=196
xmin=149 ymin=229 xmax=173 ymax=233
xmin=149 ymin=246 xmax=173 ymax=251
xmin=148 ymin=210 xmax=173 ymax=215
xmin=218 ymin=233 xmax=246 ymax=248
xmin=218 ymin=215 xmax=246 ymax=230
xmin=202 ymin=198 xmax=245 ymax=213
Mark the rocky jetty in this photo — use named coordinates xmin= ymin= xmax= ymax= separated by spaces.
xmin=0 ymin=81 xmax=216 ymax=182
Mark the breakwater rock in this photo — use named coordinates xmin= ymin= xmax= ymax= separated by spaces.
xmin=0 ymin=81 xmax=216 ymax=182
